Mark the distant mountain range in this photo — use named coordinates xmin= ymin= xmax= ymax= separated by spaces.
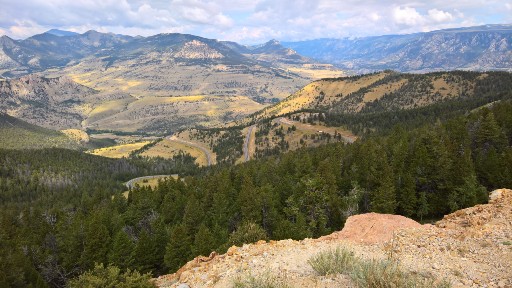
xmin=0 ymin=29 xmax=327 ymax=76
xmin=282 ymin=24 xmax=512 ymax=73
xmin=1 ymin=25 xmax=511 ymax=134
xmin=0 ymin=29 xmax=343 ymax=103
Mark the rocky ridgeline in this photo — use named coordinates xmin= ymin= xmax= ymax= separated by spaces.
xmin=155 ymin=189 xmax=512 ymax=288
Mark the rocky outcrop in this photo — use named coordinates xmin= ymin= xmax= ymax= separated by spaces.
xmin=155 ymin=189 xmax=512 ymax=288
xmin=174 ymin=40 xmax=224 ymax=59
xmin=320 ymin=212 xmax=424 ymax=244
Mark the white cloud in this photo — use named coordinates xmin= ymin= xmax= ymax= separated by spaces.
xmin=393 ymin=6 xmax=425 ymax=26
xmin=369 ymin=13 xmax=381 ymax=22
xmin=0 ymin=0 xmax=507 ymax=42
xmin=428 ymin=9 xmax=454 ymax=23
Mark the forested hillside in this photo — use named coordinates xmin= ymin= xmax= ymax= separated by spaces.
xmin=2 ymin=98 xmax=511 ymax=287
xmin=249 ymin=71 xmax=512 ymax=136
xmin=0 ymin=113 xmax=78 ymax=149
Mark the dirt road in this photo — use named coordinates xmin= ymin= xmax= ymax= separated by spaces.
xmin=168 ymin=135 xmax=214 ymax=166
xmin=125 ymin=174 xmax=177 ymax=189
xmin=243 ymin=125 xmax=256 ymax=162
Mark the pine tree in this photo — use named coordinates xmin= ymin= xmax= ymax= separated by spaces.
xmin=164 ymin=224 xmax=191 ymax=273
xmin=133 ymin=230 xmax=160 ymax=275
xmin=417 ymin=192 xmax=429 ymax=222
xmin=397 ymin=173 xmax=417 ymax=218
xmin=80 ymin=214 xmax=110 ymax=269
xmin=238 ymin=174 xmax=261 ymax=223
xmin=371 ymin=161 xmax=397 ymax=214
xmin=108 ymin=230 xmax=135 ymax=270
xmin=192 ymin=223 xmax=215 ymax=257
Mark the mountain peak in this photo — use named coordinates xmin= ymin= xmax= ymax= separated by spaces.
xmin=266 ymin=39 xmax=281 ymax=45
xmin=0 ymin=35 xmax=16 ymax=46
xmin=45 ymin=29 xmax=79 ymax=37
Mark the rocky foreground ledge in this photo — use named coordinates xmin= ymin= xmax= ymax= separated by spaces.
xmin=155 ymin=189 xmax=512 ymax=288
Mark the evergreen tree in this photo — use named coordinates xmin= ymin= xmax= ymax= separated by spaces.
xmin=108 ymin=230 xmax=135 ymax=270
xmin=238 ymin=174 xmax=261 ymax=223
xmin=80 ymin=214 xmax=110 ymax=269
xmin=133 ymin=230 xmax=160 ymax=275
xmin=417 ymin=192 xmax=429 ymax=222
xmin=192 ymin=223 xmax=215 ymax=257
xmin=371 ymin=161 xmax=397 ymax=214
xmin=164 ymin=224 xmax=191 ymax=273
xmin=397 ymin=173 xmax=417 ymax=218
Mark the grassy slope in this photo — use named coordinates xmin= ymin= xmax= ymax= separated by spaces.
xmin=247 ymin=71 xmax=512 ymax=123
xmin=0 ymin=113 xmax=79 ymax=149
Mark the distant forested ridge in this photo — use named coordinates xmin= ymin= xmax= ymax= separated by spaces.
xmin=2 ymin=98 xmax=512 ymax=287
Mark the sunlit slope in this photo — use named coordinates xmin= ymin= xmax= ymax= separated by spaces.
xmin=248 ymin=71 xmax=509 ymax=122
xmin=0 ymin=113 xmax=79 ymax=149
xmin=88 ymin=95 xmax=265 ymax=133
xmin=250 ymin=71 xmax=391 ymax=121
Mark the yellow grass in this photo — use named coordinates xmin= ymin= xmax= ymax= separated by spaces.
xmin=432 ymin=76 xmax=460 ymax=98
xmin=88 ymin=141 xmax=151 ymax=158
xmin=61 ymin=129 xmax=89 ymax=143
xmin=362 ymin=79 xmax=408 ymax=103
xmin=85 ymin=98 xmax=135 ymax=125
xmin=287 ymin=67 xmax=345 ymax=80
xmin=255 ymin=72 xmax=391 ymax=121
xmin=256 ymin=117 xmax=356 ymax=154
xmin=140 ymin=138 xmax=210 ymax=166
xmin=132 ymin=175 xmax=179 ymax=189
xmin=69 ymin=72 xmax=96 ymax=87
xmin=113 ymin=78 xmax=142 ymax=91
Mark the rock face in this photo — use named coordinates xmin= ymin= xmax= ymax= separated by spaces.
xmin=174 ymin=40 xmax=224 ymax=59
xmin=155 ymin=189 xmax=512 ymax=288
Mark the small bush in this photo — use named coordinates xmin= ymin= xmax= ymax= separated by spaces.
xmin=228 ymin=222 xmax=268 ymax=247
xmin=232 ymin=271 xmax=290 ymax=288
xmin=350 ymin=259 xmax=411 ymax=288
xmin=308 ymin=247 xmax=356 ymax=275
xmin=308 ymin=247 xmax=451 ymax=288
xmin=68 ymin=263 xmax=154 ymax=288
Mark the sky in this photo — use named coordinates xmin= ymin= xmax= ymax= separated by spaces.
xmin=0 ymin=0 xmax=510 ymax=43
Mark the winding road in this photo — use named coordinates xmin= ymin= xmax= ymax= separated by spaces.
xmin=125 ymin=174 xmax=178 ymax=189
xmin=243 ymin=125 xmax=256 ymax=162
xmin=168 ymin=135 xmax=213 ymax=166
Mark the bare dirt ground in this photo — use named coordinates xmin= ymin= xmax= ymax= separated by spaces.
xmin=155 ymin=189 xmax=512 ymax=288
xmin=242 ymin=125 xmax=256 ymax=162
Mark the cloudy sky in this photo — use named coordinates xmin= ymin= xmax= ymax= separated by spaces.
xmin=0 ymin=0 xmax=510 ymax=43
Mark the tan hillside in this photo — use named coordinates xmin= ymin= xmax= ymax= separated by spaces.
xmin=47 ymin=54 xmax=309 ymax=101
xmin=61 ymin=129 xmax=89 ymax=143
xmin=141 ymin=137 xmax=215 ymax=167
xmin=251 ymin=116 xmax=356 ymax=159
xmin=155 ymin=189 xmax=512 ymax=288
xmin=85 ymin=95 xmax=265 ymax=133
xmin=251 ymin=71 xmax=390 ymax=120
xmin=249 ymin=71 xmax=494 ymax=123
xmin=0 ymin=74 xmax=266 ymax=133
